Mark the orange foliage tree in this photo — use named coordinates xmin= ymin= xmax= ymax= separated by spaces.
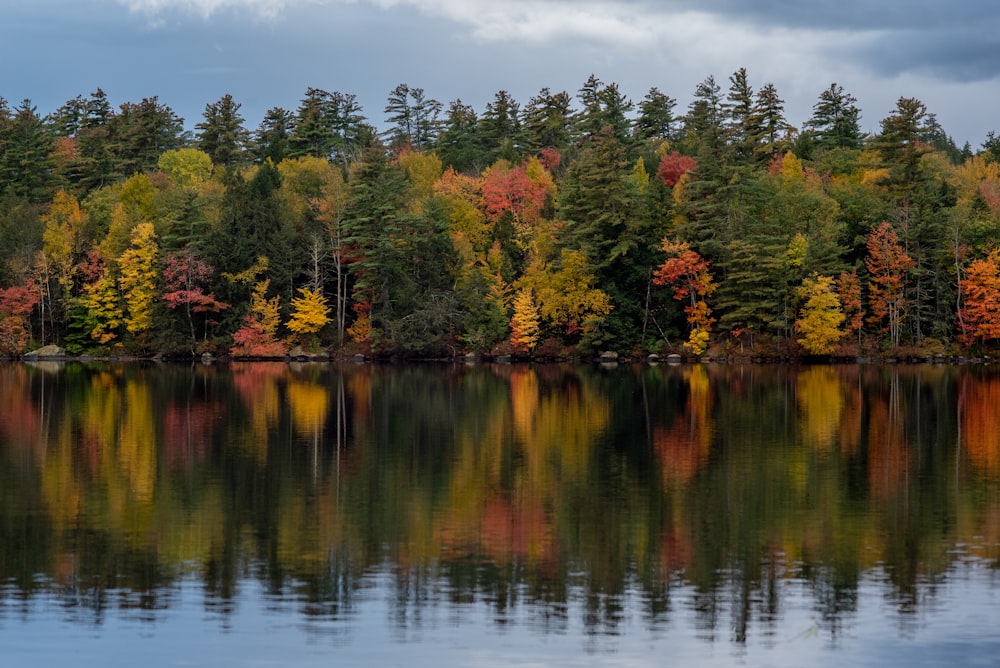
xmin=959 ymin=248 xmax=1000 ymax=346
xmin=653 ymin=239 xmax=716 ymax=355
xmin=865 ymin=222 xmax=914 ymax=348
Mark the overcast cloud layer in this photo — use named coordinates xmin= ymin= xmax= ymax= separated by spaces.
xmin=3 ymin=0 xmax=998 ymax=146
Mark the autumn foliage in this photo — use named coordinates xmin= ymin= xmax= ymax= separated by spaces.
xmin=653 ymin=239 xmax=716 ymax=355
xmin=0 ymin=282 xmax=40 ymax=355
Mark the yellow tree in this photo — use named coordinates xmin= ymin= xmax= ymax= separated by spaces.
xmin=79 ymin=260 xmax=123 ymax=345
xmin=41 ymin=190 xmax=89 ymax=303
xmin=117 ymin=222 xmax=159 ymax=339
xmin=230 ymin=274 xmax=286 ymax=358
xmin=524 ymin=249 xmax=613 ymax=340
xmin=795 ymin=274 xmax=845 ymax=355
xmin=509 ymin=288 xmax=540 ymax=353
xmin=287 ymin=287 xmax=331 ymax=347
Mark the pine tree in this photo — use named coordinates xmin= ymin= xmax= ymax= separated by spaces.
xmin=196 ymin=93 xmax=250 ymax=167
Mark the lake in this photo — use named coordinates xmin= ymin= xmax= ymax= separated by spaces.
xmin=0 ymin=360 xmax=998 ymax=667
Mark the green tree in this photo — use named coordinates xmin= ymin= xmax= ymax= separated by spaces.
xmin=108 ymin=96 xmax=185 ymax=177
xmin=522 ymin=88 xmax=572 ymax=155
xmin=805 ymin=83 xmax=864 ymax=151
xmin=478 ymin=90 xmax=525 ymax=164
xmin=254 ymin=106 xmax=294 ymax=164
xmin=0 ymin=99 xmax=55 ymax=201
xmin=435 ymin=99 xmax=482 ymax=173
xmin=635 ymin=87 xmax=679 ymax=143
xmin=196 ymin=93 xmax=250 ymax=167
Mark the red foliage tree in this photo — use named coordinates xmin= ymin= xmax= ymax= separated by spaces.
xmin=481 ymin=161 xmax=549 ymax=226
xmin=0 ymin=282 xmax=40 ymax=355
xmin=657 ymin=151 xmax=697 ymax=187
xmin=162 ymin=250 xmax=229 ymax=347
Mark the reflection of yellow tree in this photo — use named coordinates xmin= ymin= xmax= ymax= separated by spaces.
xmin=287 ymin=379 xmax=329 ymax=438
xmin=796 ymin=366 xmax=844 ymax=452
xmin=117 ymin=379 xmax=157 ymax=504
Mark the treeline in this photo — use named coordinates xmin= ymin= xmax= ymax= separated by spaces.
xmin=2 ymin=70 xmax=1000 ymax=358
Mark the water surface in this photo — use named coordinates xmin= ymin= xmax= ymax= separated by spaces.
xmin=0 ymin=361 xmax=997 ymax=666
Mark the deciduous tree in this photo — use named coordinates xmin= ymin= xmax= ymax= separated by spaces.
xmin=865 ymin=221 xmax=914 ymax=347
xmin=795 ymin=274 xmax=845 ymax=354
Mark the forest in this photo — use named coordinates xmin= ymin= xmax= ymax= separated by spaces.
xmin=2 ymin=69 xmax=1000 ymax=359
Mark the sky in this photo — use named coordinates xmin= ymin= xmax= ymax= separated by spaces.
xmin=2 ymin=0 xmax=999 ymax=148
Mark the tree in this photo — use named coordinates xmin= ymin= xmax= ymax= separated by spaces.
xmin=751 ymin=82 xmax=789 ymax=159
xmin=77 ymin=251 xmax=122 ymax=346
xmin=435 ymin=99 xmax=482 ymax=173
xmin=865 ymin=221 xmax=914 ymax=347
xmin=117 ymin=221 xmax=159 ymax=341
xmin=109 ymin=96 xmax=185 ymax=176
xmin=509 ymin=287 xmax=540 ymax=353
xmin=0 ymin=99 xmax=54 ymax=201
xmin=959 ymin=248 xmax=1000 ymax=345
xmin=522 ymin=88 xmax=572 ymax=154
xmin=657 ymin=152 xmax=697 ymax=187
xmin=286 ymin=287 xmax=331 ymax=344
xmin=478 ymin=90 xmax=524 ymax=164
xmin=524 ymin=249 xmax=613 ymax=345
xmin=795 ymin=274 xmax=845 ymax=354
xmin=838 ymin=268 xmax=863 ymax=344
xmin=162 ymin=249 xmax=229 ymax=351
xmin=806 ymin=83 xmax=864 ymax=151
xmin=254 ymin=106 xmax=293 ymax=164
xmin=157 ymin=148 xmax=213 ymax=191
xmin=230 ymin=277 xmax=286 ymax=357
xmin=41 ymin=190 xmax=89 ymax=306
xmin=653 ymin=239 xmax=717 ymax=355
xmin=196 ymin=93 xmax=250 ymax=167
xmin=0 ymin=282 xmax=39 ymax=355
xmin=635 ymin=87 xmax=678 ymax=143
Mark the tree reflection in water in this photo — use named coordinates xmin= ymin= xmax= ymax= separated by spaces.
xmin=0 ymin=360 xmax=997 ymax=650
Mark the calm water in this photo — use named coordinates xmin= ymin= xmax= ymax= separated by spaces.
xmin=0 ymin=361 xmax=998 ymax=667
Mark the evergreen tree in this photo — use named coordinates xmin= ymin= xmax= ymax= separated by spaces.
xmin=634 ymin=87 xmax=678 ymax=143
xmin=806 ymin=83 xmax=864 ymax=151
xmin=478 ymin=90 xmax=525 ymax=164
xmin=0 ymin=99 xmax=54 ymax=201
xmin=522 ymin=87 xmax=572 ymax=155
xmin=572 ymin=75 xmax=635 ymax=149
xmin=254 ymin=106 xmax=294 ymax=164
xmin=435 ymin=99 xmax=482 ymax=173
xmin=288 ymin=89 xmax=336 ymax=160
xmin=750 ymin=82 xmax=789 ymax=160
xmin=196 ymin=93 xmax=250 ymax=167
xmin=108 ymin=96 xmax=185 ymax=177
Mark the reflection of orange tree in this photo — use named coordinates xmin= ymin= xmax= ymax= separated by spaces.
xmin=866 ymin=381 xmax=911 ymax=502
xmin=960 ymin=375 xmax=1000 ymax=476
xmin=0 ymin=365 xmax=41 ymax=451
xmin=434 ymin=366 xmax=609 ymax=570
xmin=654 ymin=365 xmax=713 ymax=485
xmin=231 ymin=362 xmax=285 ymax=462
